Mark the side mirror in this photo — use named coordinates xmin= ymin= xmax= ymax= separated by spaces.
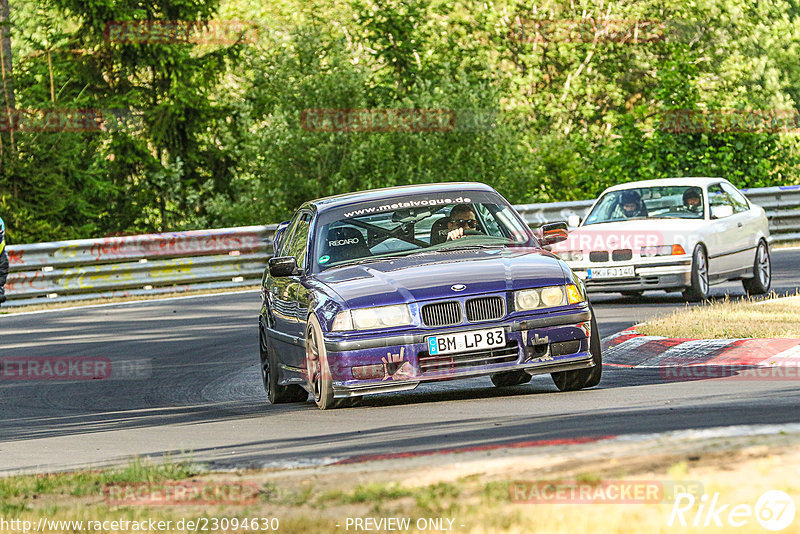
xmin=711 ymin=205 xmax=734 ymax=219
xmin=540 ymin=221 xmax=569 ymax=246
xmin=567 ymin=215 xmax=581 ymax=228
xmin=268 ymin=256 xmax=299 ymax=277
xmin=273 ymin=221 xmax=290 ymax=255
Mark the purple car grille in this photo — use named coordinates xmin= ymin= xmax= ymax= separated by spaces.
xmin=418 ymin=342 xmax=519 ymax=374
xmin=421 ymin=301 xmax=462 ymax=327
xmin=421 ymin=297 xmax=506 ymax=327
xmin=465 ymin=296 xmax=505 ymax=322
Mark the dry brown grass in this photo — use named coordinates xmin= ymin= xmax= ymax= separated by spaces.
xmin=638 ymin=294 xmax=800 ymax=339
xmin=2 ymin=432 xmax=800 ymax=534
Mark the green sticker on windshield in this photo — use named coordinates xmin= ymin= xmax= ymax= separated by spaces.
xmin=319 ymin=255 xmax=330 ymax=264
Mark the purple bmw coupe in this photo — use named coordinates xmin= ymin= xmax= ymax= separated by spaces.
xmin=259 ymin=182 xmax=601 ymax=409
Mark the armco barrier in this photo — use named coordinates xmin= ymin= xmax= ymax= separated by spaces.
xmin=2 ymin=185 xmax=798 ymax=307
xmin=4 ymin=226 xmax=276 ymax=307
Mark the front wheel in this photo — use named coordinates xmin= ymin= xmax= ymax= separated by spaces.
xmin=551 ymin=307 xmax=602 ymax=391
xmin=683 ymin=245 xmax=710 ymax=302
xmin=306 ymin=314 xmax=337 ymax=410
xmin=742 ymin=240 xmax=771 ymax=296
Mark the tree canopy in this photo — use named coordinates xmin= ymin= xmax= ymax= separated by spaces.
xmin=1 ymin=0 xmax=798 ymax=243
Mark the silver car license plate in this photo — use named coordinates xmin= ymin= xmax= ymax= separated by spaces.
xmin=587 ymin=266 xmax=635 ymax=279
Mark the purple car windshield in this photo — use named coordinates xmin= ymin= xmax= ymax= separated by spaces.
xmin=312 ymin=191 xmax=535 ymax=272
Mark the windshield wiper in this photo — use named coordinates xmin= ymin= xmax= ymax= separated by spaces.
xmin=435 ymin=243 xmax=505 ymax=252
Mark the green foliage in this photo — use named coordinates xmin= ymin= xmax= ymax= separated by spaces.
xmin=1 ymin=0 xmax=799 ymax=242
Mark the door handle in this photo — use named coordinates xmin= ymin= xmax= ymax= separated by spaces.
xmin=737 ymin=222 xmax=743 ymax=228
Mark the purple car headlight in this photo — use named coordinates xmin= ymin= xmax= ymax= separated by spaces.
xmin=331 ymin=304 xmax=413 ymax=332
xmin=514 ymin=284 xmax=585 ymax=311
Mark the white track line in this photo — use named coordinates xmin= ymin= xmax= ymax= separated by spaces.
xmin=0 ymin=289 xmax=260 ymax=318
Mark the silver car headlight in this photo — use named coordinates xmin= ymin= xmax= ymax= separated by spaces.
xmin=558 ymin=250 xmax=585 ymax=262
xmin=331 ymin=304 xmax=413 ymax=331
xmin=640 ymin=244 xmax=687 ymax=257
xmin=514 ymin=285 xmax=585 ymax=311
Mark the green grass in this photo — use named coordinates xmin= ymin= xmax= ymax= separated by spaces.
xmin=0 ymin=458 xmax=196 ymax=502
xmin=317 ymin=482 xmax=414 ymax=505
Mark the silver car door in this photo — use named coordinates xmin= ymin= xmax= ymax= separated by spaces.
xmin=706 ymin=183 xmax=742 ymax=276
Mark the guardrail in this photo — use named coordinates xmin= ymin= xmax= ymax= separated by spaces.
xmin=4 ymin=226 xmax=276 ymax=307
xmin=3 ymin=185 xmax=799 ymax=308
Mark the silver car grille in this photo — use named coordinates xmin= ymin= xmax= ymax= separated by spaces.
xmin=590 ymin=249 xmax=633 ymax=262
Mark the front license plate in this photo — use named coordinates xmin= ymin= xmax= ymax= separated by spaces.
xmin=587 ymin=266 xmax=635 ymax=279
xmin=427 ymin=328 xmax=506 ymax=356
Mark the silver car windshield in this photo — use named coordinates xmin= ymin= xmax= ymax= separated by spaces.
xmin=583 ymin=186 xmax=705 ymax=225
xmin=313 ymin=194 xmax=533 ymax=272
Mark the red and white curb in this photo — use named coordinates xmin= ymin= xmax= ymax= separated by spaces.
xmin=243 ymin=423 xmax=800 ymax=470
xmin=602 ymin=328 xmax=800 ymax=378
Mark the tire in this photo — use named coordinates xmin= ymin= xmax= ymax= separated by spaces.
xmin=551 ymin=307 xmax=602 ymax=391
xmin=491 ymin=370 xmax=532 ymax=387
xmin=682 ymin=245 xmax=710 ymax=302
xmin=742 ymin=240 xmax=771 ymax=296
xmin=620 ymin=291 xmax=644 ymax=299
xmin=305 ymin=314 xmax=337 ymax=410
xmin=260 ymin=324 xmax=308 ymax=404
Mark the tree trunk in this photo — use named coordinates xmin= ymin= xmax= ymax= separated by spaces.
xmin=0 ymin=0 xmax=14 ymax=158
xmin=0 ymin=0 xmax=14 ymax=109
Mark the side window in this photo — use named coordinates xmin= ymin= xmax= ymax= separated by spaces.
xmin=278 ymin=211 xmax=304 ymax=257
xmin=721 ymin=183 xmax=750 ymax=213
xmin=707 ymin=184 xmax=733 ymax=208
xmin=284 ymin=212 xmax=312 ymax=270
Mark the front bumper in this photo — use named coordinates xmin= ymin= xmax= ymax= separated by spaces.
xmin=570 ymin=259 xmax=692 ymax=293
xmin=323 ymin=308 xmax=594 ymax=398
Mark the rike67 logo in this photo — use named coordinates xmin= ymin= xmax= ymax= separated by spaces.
xmin=669 ymin=490 xmax=796 ymax=531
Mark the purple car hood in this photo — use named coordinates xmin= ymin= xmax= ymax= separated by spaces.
xmin=315 ymin=248 xmax=570 ymax=309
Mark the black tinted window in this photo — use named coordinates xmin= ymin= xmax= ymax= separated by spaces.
xmin=285 ymin=212 xmax=312 ymax=269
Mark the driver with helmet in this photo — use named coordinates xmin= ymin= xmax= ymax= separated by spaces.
xmin=618 ymin=190 xmax=647 ymax=218
xmin=682 ymin=187 xmax=704 ymax=214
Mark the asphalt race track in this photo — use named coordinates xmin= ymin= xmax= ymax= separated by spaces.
xmin=1 ymin=249 xmax=799 ymax=474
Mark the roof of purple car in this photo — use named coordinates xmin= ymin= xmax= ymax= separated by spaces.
xmin=307 ymin=181 xmax=498 ymax=212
